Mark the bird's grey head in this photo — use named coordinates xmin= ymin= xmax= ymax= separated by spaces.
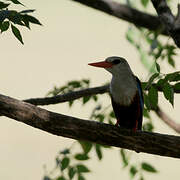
xmin=88 ymin=56 xmax=137 ymax=105
xmin=104 ymin=56 xmax=133 ymax=76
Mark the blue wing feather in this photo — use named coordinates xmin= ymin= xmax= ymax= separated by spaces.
xmin=135 ymin=76 xmax=144 ymax=130
xmin=135 ymin=76 xmax=144 ymax=110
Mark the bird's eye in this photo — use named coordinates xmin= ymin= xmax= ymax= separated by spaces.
xmin=112 ymin=59 xmax=120 ymax=64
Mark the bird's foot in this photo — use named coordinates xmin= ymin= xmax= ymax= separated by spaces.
xmin=133 ymin=127 xmax=137 ymax=132
xmin=115 ymin=119 xmax=120 ymax=126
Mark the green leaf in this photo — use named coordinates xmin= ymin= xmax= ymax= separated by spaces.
xmin=141 ymin=82 xmax=147 ymax=90
xmin=60 ymin=148 xmax=70 ymax=155
xmin=148 ymin=86 xmax=158 ymax=109
xmin=21 ymin=16 xmax=30 ymax=28
xmin=82 ymin=79 xmax=90 ymax=85
xmin=130 ymin=165 xmax=138 ymax=178
xmin=56 ymin=157 xmax=61 ymax=166
xmin=165 ymin=71 xmax=180 ymax=82
xmin=109 ymin=111 xmax=115 ymax=118
xmin=7 ymin=0 xmax=24 ymax=6
xmin=144 ymin=93 xmax=151 ymax=110
xmin=0 ymin=21 xmax=9 ymax=32
xmin=143 ymin=108 xmax=150 ymax=119
xmin=108 ymin=118 xmax=114 ymax=125
xmin=43 ymin=176 xmax=51 ymax=180
xmin=143 ymin=122 xmax=154 ymax=132
xmin=78 ymin=175 xmax=85 ymax=180
xmin=140 ymin=176 xmax=145 ymax=180
xmin=61 ymin=157 xmax=70 ymax=171
xmin=0 ymin=2 xmax=10 ymax=9
xmin=157 ymin=78 xmax=166 ymax=87
xmin=0 ymin=10 xmax=10 ymax=23
xmin=95 ymin=144 xmax=102 ymax=160
xmin=57 ymin=176 xmax=66 ymax=180
xmin=95 ymin=114 xmax=104 ymax=123
xmin=151 ymin=39 xmax=158 ymax=50
xmin=141 ymin=162 xmax=157 ymax=173
xmin=162 ymin=83 xmax=174 ymax=106
xmin=68 ymin=80 xmax=81 ymax=88
xmin=74 ymin=153 xmax=89 ymax=161
xmin=174 ymin=82 xmax=180 ymax=91
xmin=145 ymin=73 xmax=159 ymax=90
xmin=141 ymin=0 xmax=149 ymax=7
xmin=11 ymin=24 xmax=23 ymax=44
xmin=155 ymin=46 xmax=163 ymax=59
xmin=120 ymin=149 xmax=128 ymax=167
xmin=22 ymin=14 xmax=42 ymax=25
xmin=139 ymin=49 xmax=156 ymax=73
xmin=155 ymin=62 xmax=160 ymax=73
xmin=76 ymin=164 xmax=90 ymax=173
xmin=168 ymin=56 xmax=175 ymax=67
xmin=126 ymin=27 xmax=135 ymax=44
xmin=79 ymin=141 xmax=92 ymax=154
xmin=83 ymin=96 xmax=91 ymax=104
xmin=68 ymin=100 xmax=74 ymax=107
xmin=7 ymin=11 xmax=25 ymax=25
xmin=92 ymin=95 xmax=98 ymax=102
xmin=68 ymin=167 xmax=76 ymax=179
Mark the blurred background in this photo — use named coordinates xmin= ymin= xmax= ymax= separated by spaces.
xmin=0 ymin=0 xmax=180 ymax=179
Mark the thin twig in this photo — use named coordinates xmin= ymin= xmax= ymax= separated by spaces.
xmin=155 ymin=106 xmax=180 ymax=133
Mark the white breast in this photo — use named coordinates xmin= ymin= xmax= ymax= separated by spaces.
xmin=110 ymin=75 xmax=137 ymax=106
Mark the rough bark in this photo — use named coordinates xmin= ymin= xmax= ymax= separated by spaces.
xmin=151 ymin=0 xmax=180 ymax=47
xmin=71 ymin=0 xmax=167 ymax=35
xmin=1 ymin=93 xmax=180 ymax=159
xmin=71 ymin=0 xmax=180 ymax=47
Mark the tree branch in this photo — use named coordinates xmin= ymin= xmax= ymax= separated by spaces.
xmin=1 ymin=94 xmax=180 ymax=158
xmin=24 ymin=84 xmax=109 ymax=105
xmin=155 ymin=106 xmax=180 ymax=134
xmin=71 ymin=0 xmax=168 ymax=35
xmin=151 ymin=0 xmax=180 ymax=47
xmin=23 ymin=83 xmax=180 ymax=106
xmin=23 ymin=83 xmax=180 ymax=135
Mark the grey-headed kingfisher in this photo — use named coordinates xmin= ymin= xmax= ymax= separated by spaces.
xmin=88 ymin=56 xmax=144 ymax=132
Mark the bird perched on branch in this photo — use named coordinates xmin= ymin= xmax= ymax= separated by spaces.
xmin=88 ymin=56 xmax=144 ymax=132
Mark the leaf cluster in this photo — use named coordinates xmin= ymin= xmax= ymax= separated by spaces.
xmin=120 ymin=149 xmax=158 ymax=179
xmin=142 ymin=71 xmax=180 ymax=111
xmin=44 ymin=148 xmax=90 ymax=180
xmin=47 ymin=79 xmax=99 ymax=107
xmin=43 ymin=140 xmax=111 ymax=180
xmin=0 ymin=0 xmax=41 ymax=44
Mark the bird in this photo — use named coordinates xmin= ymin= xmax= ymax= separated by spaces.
xmin=88 ymin=56 xmax=144 ymax=132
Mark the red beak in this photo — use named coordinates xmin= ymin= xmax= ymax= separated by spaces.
xmin=88 ymin=61 xmax=113 ymax=68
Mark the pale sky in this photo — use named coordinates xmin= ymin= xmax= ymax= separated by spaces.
xmin=0 ymin=0 xmax=180 ymax=180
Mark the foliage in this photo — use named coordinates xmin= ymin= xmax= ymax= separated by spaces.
xmin=3 ymin=0 xmax=180 ymax=180
xmin=42 ymin=0 xmax=180 ymax=179
xmin=0 ymin=0 xmax=41 ymax=44
xmin=43 ymin=79 xmax=158 ymax=180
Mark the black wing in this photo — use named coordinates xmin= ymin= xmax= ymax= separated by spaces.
xmin=135 ymin=76 xmax=144 ymax=130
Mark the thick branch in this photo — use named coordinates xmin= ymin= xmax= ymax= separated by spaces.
xmin=1 ymin=94 xmax=180 ymax=158
xmin=71 ymin=0 xmax=168 ymax=35
xmin=151 ymin=0 xmax=180 ymax=47
xmin=23 ymin=84 xmax=180 ymax=134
